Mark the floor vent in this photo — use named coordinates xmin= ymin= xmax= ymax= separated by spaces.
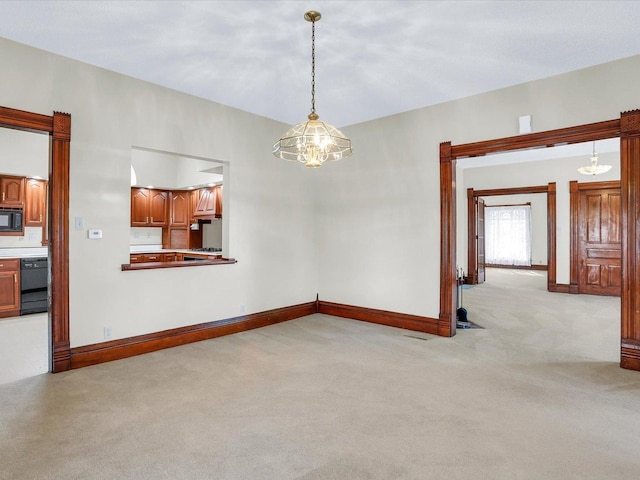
xmin=403 ymin=334 xmax=431 ymax=341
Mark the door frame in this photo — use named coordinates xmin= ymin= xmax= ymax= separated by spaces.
xmin=569 ymin=180 xmax=621 ymax=295
xmin=0 ymin=106 xmax=71 ymax=372
xmin=440 ymin=110 xmax=640 ymax=371
xmin=466 ymin=184 xmax=556 ymax=289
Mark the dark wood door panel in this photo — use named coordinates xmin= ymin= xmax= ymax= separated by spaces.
xmin=579 ymin=187 xmax=621 ymax=296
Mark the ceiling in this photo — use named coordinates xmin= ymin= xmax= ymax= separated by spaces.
xmin=0 ymin=1 xmax=639 ymax=128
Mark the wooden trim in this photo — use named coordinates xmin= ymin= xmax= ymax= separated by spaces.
xmin=473 ymin=185 xmax=549 ymax=197
xmin=467 ymin=188 xmax=476 ymax=285
xmin=549 ymin=283 xmax=571 ymax=294
xmin=486 ymin=264 xmax=547 ymax=271
xmin=122 ymin=258 xmax=237 ymax=271
xmin=621 ymin=339 xmax=640 ymax=370
xmin=445 ymin=111 xmax=640 ymax=371
xmin=0 ymin=106 xmax=70 ymax=373
xmin=439 ymin=142 xmax=456 ymax=337
xmin=0 ymin=105 xmax=53 ymax=132
xmin=575 ymin=180 xmax=621 ymax=191
xmin=547 ymin=183 xmax=557 ymax=291
xmin=620 ymin=110 xmax=640 ymax=370
xmin=484 ymin=202 xmax=531 ymax=208
xmin=451 ymin=119 xmax=620 ymax=158
xmin=569 ymin=181 xmax=579 ymax=293
xmin=70 ymin=301 xmax=317 ymax=369
xmin=50 ymin=112 xmax=71 ymax=372
xmin=317 ymin=301 xmax=439 ymax=335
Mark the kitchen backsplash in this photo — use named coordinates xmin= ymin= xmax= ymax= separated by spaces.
xmin=130 ymin=227 xmax=163 ymax=245
xmin=0 ymin=226 xmax=44 ymax=248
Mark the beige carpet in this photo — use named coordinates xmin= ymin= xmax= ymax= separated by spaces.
xmin=1 ymin=269 xmax=639 ymax=479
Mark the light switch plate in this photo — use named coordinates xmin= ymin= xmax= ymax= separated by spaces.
xmin=74 ymin=216 xmax=84 ymax=230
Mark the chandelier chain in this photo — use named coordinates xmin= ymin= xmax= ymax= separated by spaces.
xmin=311 ymin=18 xmax=316 ymax=115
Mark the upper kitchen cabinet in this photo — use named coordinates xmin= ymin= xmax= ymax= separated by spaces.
xmin=169 ymin=191 xmax=189 ymax=227
xmin=131 ymin=188 xmax=168 ymax=227
xmin=193 ymin=185 xmax=222 ymax=219
xmin=0 ymin=175 xmax=25 ymax=207
xmin=24 ymin=178 xmax=47 ymax=227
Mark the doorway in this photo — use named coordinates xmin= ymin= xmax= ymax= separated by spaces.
xmin=466 ymin=184 xmax=556 ymax=289
xmin=0 ymin=105 xmax=71 ymax=373
xmin=439 ymin=111 xmax=640 ymax=371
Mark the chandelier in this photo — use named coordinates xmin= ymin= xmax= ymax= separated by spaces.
xmin=272 ymin=11 xmax=352 ymax=168
xmin=577 ymin=141 xmax=612 ymax=176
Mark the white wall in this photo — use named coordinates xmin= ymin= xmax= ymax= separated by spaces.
xmin=0 ymin=37 xmax=318 ymax=348
xmin=0 ymin=127 xmax=49 ymax=179
xmin=317 ymin=54 xmax=639 ymax=317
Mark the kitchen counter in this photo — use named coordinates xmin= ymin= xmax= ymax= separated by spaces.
xmin=124 ymin=247 xmax=234 ymax=271
xmin=129 ymin=247 xmax=224 ymax=257
xmin=0 ymin=248 xmax=48 ymax=258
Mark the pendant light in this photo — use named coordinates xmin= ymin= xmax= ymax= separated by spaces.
xmin=272 ymin=11 xmax=352 ymax=168
xmin=578 ymin=141 xmax=612 ymax=176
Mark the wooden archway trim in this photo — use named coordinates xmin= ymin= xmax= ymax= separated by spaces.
xmin=0 ymin=106 xmax=71 ymax=372
xmin=466 ymin=184 xmax=556 ymax=290
xmin=440 ymin=111 xmax=640 ymax=371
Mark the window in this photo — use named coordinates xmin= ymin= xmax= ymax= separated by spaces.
xmin=485 ymin=204 xmax=531 ymax=266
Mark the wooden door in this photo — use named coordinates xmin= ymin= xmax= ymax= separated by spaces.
xmin=477 ymin=197 xmax=486 ymax=284
xmin=578 ymin=187 xmax=621 ymax=296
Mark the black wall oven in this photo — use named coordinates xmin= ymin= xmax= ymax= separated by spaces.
xmin=20 ymin=257 xmax=48 ymax=315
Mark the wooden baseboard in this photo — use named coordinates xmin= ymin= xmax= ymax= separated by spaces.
xmin=486 ymin=264 xmax=548 ymax=271
xmin=70 ymin=301 xmax=316 ymax=369
xmin=318 ymin=300 xmax=440 ymax=336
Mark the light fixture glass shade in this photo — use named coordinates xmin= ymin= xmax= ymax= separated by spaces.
xmin=272 ymin=115 xmax=352 ymax=168
xmin=578 ymin=143 xmax=612 ymax=176
xmin=272 ymin=11 xmax=352 ymax=168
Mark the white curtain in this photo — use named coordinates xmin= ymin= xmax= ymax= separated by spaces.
xmin=485 ymin=205 xmax=532 ymax=266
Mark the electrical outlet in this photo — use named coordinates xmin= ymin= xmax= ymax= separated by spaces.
xmin=240 ymin=304 xmax=246 ymax=314
xmin=103 ymin=326 xmax=112 ymax=339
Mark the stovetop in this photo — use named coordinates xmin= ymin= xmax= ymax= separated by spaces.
xmin=190 ymin=247 xmax=222 ymax=252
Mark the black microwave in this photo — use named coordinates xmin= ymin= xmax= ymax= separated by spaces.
xmin=0 ymin=209 xmax=23 ymax=232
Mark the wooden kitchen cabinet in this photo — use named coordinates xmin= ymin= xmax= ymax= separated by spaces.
xmin=0 ymin=175 xmax=25 ymax=207
xmin=25 ymin=178 xmax=47 ymax=227
xmin=193 ymin=185 xmax=222 ymax=218
xmin=0 ymin=258 xmax=20 ymax=318
xmin=129 ymin=253 xmax=170 ymax=263
xmin=131 ymin=188 xmax=169 ymax=227
xmin=170 ymin=191 xmax=189 ymax=227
